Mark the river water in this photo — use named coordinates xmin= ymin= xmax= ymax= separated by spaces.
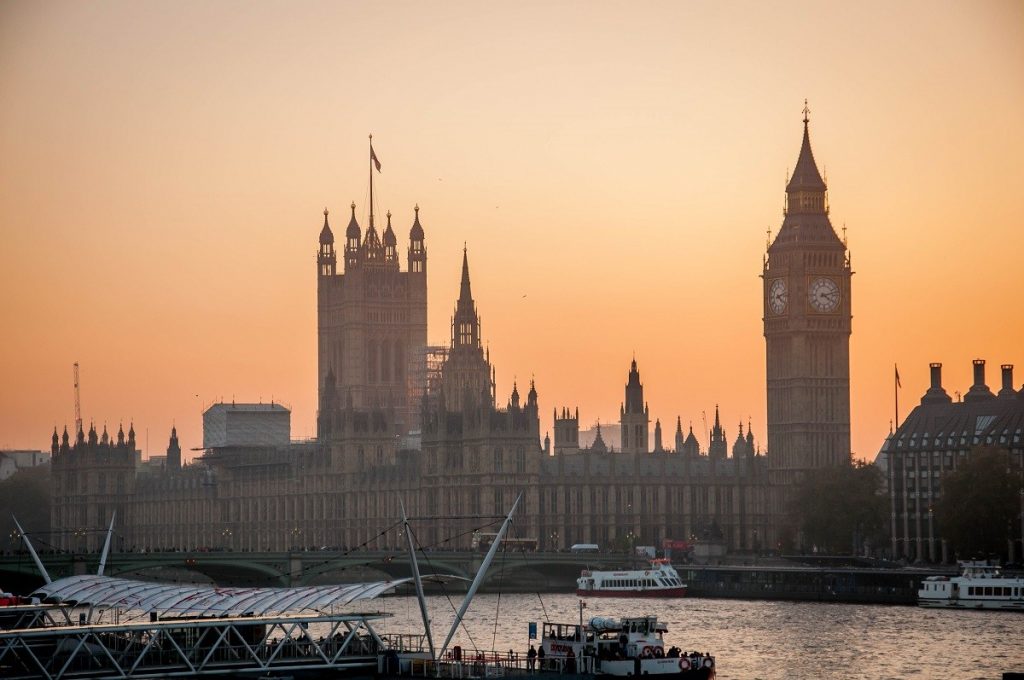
xmin=350 ymin=593 xmax=1024 ymax=680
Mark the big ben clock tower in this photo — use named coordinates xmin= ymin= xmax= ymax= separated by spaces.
xmin=764 ymin=104 xmax=852 ymax=491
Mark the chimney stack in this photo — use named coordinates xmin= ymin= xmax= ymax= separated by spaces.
xmin=921 ymin=362 xmax=952 ymax=405
xmin=999 ymin=364 xmax=1015 ymax=398
xmin=964 ymin=358 xmax=995 ymax=402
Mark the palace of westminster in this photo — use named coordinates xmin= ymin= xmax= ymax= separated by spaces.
xmin=50 ymin=113 xmax=1016 ymax=561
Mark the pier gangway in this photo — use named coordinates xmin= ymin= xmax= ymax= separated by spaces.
xmin=0 ymin=610 xmax=388 ymax=679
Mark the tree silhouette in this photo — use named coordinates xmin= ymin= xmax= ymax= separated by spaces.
xmin=790 ymin=460 xmax=888 ymax=554
xmin=0 ymin=464 xmax=51 ymax=552
xmin=935 ymin=446 xmax=1021 ymax=561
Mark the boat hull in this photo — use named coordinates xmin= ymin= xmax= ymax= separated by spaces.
xmin=598 ymin=657 xmax=713 ymax=678
xmin=576 ymin=587 xmax=687 ymax=598
xmin=919 ymin=598 xmax=1024 ymax=611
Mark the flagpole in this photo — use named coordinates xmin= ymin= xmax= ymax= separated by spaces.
xmin=894 ymin=363 xmax=900 ymax=430
xmin=368 ymin=134 xmax=374 ymax=229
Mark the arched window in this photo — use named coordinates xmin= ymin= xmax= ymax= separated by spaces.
xmin=381 ymin=340 xmax=392 ymax=383
xmin=367 ymin=340 xmax=378 ymax=383
xmin=394 ymin=341 xmax=404 ymax=384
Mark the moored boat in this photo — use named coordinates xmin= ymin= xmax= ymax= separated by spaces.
xmin=576 ymin=558 xmax=687 ymax=598
xmin=537 ymin=614 xmax=715 ymax=678
xmin=918 ymin=561 xmax=1024 ymax=611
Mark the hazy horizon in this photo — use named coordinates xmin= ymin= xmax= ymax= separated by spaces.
xmin=2 ymin=1 xmax=1023 ymax=461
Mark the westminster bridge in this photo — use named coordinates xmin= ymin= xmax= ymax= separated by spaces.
xmin=0 ymin=550 xmax=957 ymax=605
xmin=0 ymin=549 xmax=621 ymax=591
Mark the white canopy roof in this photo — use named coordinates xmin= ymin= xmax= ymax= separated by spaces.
xmin=33 ymin=575 xmax=443 ymax=618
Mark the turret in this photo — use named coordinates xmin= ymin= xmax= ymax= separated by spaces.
xmin=527 ymin=379 xmax=538 ymax=410
xmin=166 ymin=426 xmax=181 ymax=469
xmin=51 ymin=427 xmax=59 ymax=456
xmin=675 ymin=416 xmax=684 ymax=452
xmin=318 ymin=208 xmax=336 ymax=277
xmin=127 ymin=423 xmax=136 ymax=450
xmin=654 ymin=419 xmax=664 ymax=453
xmin=408 ymin=204 xmax=427 ymax=275
xmin=345 ymin=202 xmax=361 ymax=270
xmin=383 ymin=211 xmax=398 ymax=266
xmin=708 ymin=405 xmax=727 ymax=460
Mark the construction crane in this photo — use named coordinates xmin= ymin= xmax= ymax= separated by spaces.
xmin=73 ymin=362 xmax=82 ymax=435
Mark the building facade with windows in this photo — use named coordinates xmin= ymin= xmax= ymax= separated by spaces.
xmin=50 ymin=116 xmax=859 ymax=558
xmin=881 ymin=360 xmax=1024 ymax=562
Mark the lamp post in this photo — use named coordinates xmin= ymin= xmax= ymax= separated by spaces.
xmin=221 ymin=527 xmax=232 ymax=551
xmin=549 ymin=531 xmax=559 ymax=552
xmin=928 ymin=506 xmax=935 ymax=563
xmin=74 ymin=527 xmax=87 ymax=555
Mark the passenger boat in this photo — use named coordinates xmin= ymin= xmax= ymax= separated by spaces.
xmin=538 ymin=614 xmax=715 ymax=678
xmin=576 ymin=558 xmax=687 ymax=597
xmin=918 ymin=561 xmax=1024 ymax=611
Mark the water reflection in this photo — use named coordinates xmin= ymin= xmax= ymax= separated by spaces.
xmin=353 ymin=593 xmax=1024 ymax=679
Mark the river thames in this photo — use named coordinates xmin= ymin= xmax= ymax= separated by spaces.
xmin=353 ymin=593 xmax=1024 ymax=680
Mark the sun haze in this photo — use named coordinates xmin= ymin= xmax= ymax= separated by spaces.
xmin=1 ymin=1 xmax=1022 ymax=462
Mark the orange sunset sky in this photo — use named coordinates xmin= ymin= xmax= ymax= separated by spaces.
xmin=1 ymin=1 xmax=1023 ymax=463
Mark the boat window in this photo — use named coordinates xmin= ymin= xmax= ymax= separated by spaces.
xmin=985 ymin=587 xmax=993 ymax=596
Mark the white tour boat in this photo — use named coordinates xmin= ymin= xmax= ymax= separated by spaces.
xmin=918 ymin=561 xmax=1024 ymax=611
xmin=576 ymin=559 xmax=687 ymax=598
xmin=538 ymin=614 xmax=715 ymax=678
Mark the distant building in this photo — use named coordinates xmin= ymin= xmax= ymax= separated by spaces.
xmin=202 ymin=402 xmax=290 ymax=448
xmin=0 ymin=449 xmax=50 ymax=481
xmin=316 ymin=198 xmax=428 ymax=436
xmin=881 ymin=360 xmax=1024 ymax=562
xmin=50 ymin=424 xmax=139 ymax=548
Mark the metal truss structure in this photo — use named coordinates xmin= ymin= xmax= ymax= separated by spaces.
xmin=0 ymin=611 xmax=386 ymax=679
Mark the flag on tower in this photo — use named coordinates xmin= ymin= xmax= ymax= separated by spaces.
xmin=895 ymin=364 xmax=901 ymax=388
xmin=371 ymin=143 xmax=381 ymax=172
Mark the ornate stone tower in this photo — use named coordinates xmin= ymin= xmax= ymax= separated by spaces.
xmin=317 ymin=191 xmax=428 ymax=435
xmin=763 ymin=105 xmax=852 ymax=487
xmin=620 ymin=359 xmax=649 ymax=454
xmin=439 ymin=248 xmax=494 ymax=411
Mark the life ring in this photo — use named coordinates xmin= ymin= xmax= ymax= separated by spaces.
xmin=702 ymin=657 xmax=714 ymax=669
xmin=678 ymin=658 xmax=691 ymax=671
xmin=644 ymin=570 xmax=650 ymax=575
xmin=653 ymin=647 xmax=665 ymax=658
xmin=640 ymin=646 xmax=653 ymax=658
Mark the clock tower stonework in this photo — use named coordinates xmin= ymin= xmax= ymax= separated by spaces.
xmin=763 ymin=109 xmax=852 ymax=493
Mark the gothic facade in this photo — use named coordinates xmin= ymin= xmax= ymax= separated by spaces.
xmin=50 ymin=115 xmax=853 ymax=558
xmin=763 ymin=110 xmax=853 ymax=540
xmin=316 ymin=201 xmax=427 ymax=436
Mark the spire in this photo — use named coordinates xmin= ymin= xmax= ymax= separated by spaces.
xmin=346 ymin=202 xmax=361 ymax=239
xmin=383 ymin=211 xmax=397 ymax=245
xmin=410 ymin=203 xmax=424 ymax=240
xmin=319 ymin=207 xmax=334 ymax=245
xmin=787 ymin=99 xmax=827 ymax=193
xmin=459 ymin=245 xmax=473 ymax=306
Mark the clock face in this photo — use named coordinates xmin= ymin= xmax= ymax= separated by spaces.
xmin=768 ymin=279 xmax=787 ymax=314
xmin=808 ymin=277 xmax=840 ymax=312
